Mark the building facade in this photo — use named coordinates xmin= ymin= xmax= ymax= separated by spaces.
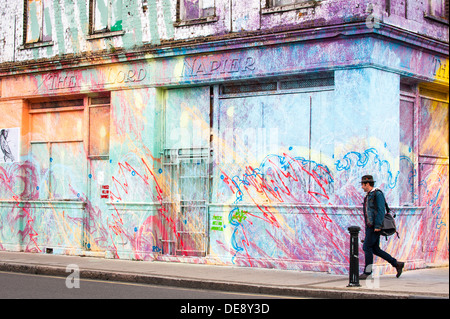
xmin=0 ymin=0 xmax=448 ymax=274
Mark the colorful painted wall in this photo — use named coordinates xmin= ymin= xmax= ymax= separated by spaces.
xmin=1 ymin=65 xmax=448 ymax=274
xmin=0 ymin=0 xmax=448 ymax=275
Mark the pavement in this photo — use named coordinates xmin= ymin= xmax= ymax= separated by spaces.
xmin=0 ymin=250 xmax=448 ymax=299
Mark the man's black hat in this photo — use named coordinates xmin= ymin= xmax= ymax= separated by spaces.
xmin=361 ymin=175 xmax=375 ymax=183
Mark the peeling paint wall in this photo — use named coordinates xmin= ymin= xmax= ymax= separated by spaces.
xmin=0 ymin=0 xmax=448 ymax=63
xmin=0 ymin=0 xmax=448 ymax=274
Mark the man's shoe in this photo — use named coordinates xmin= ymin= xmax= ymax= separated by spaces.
xmin=396 ymin=262 xmax=405 ymax=278
xmin=359 ymin=273 xmax=370 ymax=280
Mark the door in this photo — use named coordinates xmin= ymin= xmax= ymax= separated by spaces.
xmin=418 ymin=95 xmax=449 ymax=263
xmin=161 ymin=87 xmax=211 ymax=256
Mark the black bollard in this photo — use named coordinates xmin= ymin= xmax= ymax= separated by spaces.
xmin=347 ymin=226 xmax=361 ymax=287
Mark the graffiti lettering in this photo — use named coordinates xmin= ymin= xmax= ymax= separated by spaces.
xmin=152 ymin=245 xmax=162 ymax=253
xmin=232 ymin=209 xmax=248 ymax=223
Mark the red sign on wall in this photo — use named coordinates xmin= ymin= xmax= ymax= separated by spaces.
xmin=101 ymin=185 xmax=109 ymax=199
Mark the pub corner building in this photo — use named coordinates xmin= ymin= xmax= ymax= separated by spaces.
xmin=0 ymin=0 xmax=448 ymax=275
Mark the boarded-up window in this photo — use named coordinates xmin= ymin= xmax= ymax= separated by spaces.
xmin=30 ymin=102 xmax=86 ymax=200
xmin=29 ymin=95 xmax=111 ymax=200
xmin=179 ymin=0 xmax=215 ymax=20
xmin=218 ymin=88 xmax=334 ymax=205
xmin=31 ymin=110 xmax=83 ymax=142
xmin=31 ymin=141 xmax=86 ymax=200
xmin=25 ymin=0 xmax=52 ymax=43
xmin=89 ymin=104 xmax=110 ymax=157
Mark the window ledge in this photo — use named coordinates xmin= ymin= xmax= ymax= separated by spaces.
xmin=424 ymin=13 xmax=449 ymax=25
xmin=262 ymin=1 xmax=320 ymax=15
xmin=20 ymin=41 xmax=54 ymax=50
xmin=87 ymin=30 xmax=125 ymax=40
xmin=174 ymin=15 xmax=219 ymax=27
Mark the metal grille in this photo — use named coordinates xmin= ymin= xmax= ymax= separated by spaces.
xmin=162 ymin=147 xmax=210 ymax=257
xmin=220 ymin=75 xmax=334 ymax=96
xmin=280 ymin=77 xmax=334 ymax=90
xmin=220 ymin=82 xmax=277 ymax=95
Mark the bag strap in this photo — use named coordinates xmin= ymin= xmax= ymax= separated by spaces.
xmin=376 ymin=190 xmax=400 ymax=240
xmin=375 ymin=189 xmax=396 ymax=217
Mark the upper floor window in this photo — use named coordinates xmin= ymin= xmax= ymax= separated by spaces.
xmin=426 ymin=0 xmax=449 ymax=23
xmin=270 ymin=0 xmax=311 ymax=7
xmin=262 ymin=0 xmax=319 ymax=14
xmin=179 ymin=0 xmax=215 ymax=21
xmin=24 ymin=0 xmax=52 ymax=44
xmin=90 ymin=0 xmax=123 ymax=34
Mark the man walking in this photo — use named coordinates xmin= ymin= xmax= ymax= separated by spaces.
xmin=360 ymin=175 xmax=404 ymax=279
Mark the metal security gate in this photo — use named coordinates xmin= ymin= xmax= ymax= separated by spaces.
xmin=162 ymin=147 xmax=210 ymax=256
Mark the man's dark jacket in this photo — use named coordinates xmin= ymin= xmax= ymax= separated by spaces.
xmin=364 ymin=188 xmax=386 ymax=229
